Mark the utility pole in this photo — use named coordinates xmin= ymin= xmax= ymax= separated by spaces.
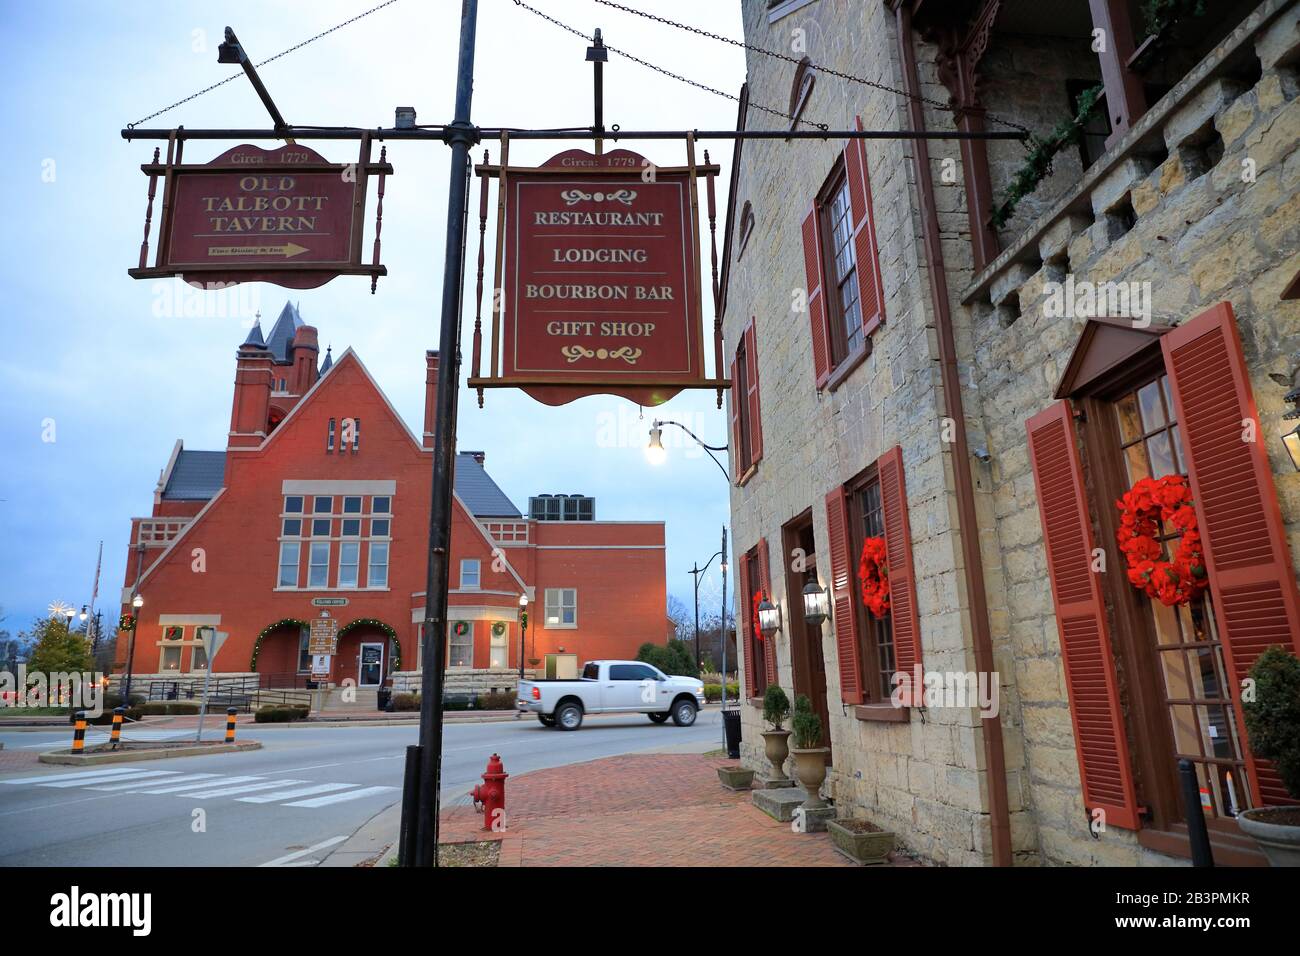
xmin=413 ymin=0 xmax=480 ymax=869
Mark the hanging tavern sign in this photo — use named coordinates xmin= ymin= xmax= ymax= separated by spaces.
xmin=128 ymin=138 xmax=391 ymax=291
xmin=468 ymin=145 xmax=729 ymax=407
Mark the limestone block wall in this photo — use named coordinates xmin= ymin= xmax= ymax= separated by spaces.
xmin=960 ymin=5 xmax=1300 ymax=865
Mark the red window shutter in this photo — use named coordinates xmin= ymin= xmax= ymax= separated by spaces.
xmin=800 ymin=204 xmax=832 ymax=389
xmin=1162 ymin=301 xmax=1300 ymax=808
xmin=1027 ymin=401 xmax=1141 ymax=830
xmin=877 ymin=446 xmax=923 ymax=705
xmin=729 ymin=355 xmax=742 ymax=483
xmin=845 ymin=116 xmax=886 ymax=339
xmin=744 ymin=320 xmax=763 ymax=466
xmin=757 ymin=536 xmax=777 ymax=687
xmin=738 ymin=550 xmax=756 ymax=699
xmin=825 ymin=485 xmax=865 ymax=704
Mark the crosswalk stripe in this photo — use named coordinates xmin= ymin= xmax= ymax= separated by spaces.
xmin=1 ymin=767 xmax=163 ymax=786
xmin=236 ymin=782 xmax=355 ymax=804
xmin=88 ymin=773 xmax=219 ymax=792
xmin=183 ymin=779 xmax=308 ymax=799
xmin=259 ymin=835 xmax=348 ymax=867
xmin=37 ymin=770 xmax=179 ymax=789
xmin=284 ymin=786 xmax=397 ymax=808
xmin=135 ymin=775 xmax=264 ymax=794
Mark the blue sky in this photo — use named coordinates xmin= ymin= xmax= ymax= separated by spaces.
xmin=0 ymin=0 xmax=746 ymax=637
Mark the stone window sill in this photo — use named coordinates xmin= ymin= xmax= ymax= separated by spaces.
xmin=826 ymin=343 xmax=869 ymax=393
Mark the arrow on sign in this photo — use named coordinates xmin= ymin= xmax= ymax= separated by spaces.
xmin=207 ymin=242 xmax=310 ymax=259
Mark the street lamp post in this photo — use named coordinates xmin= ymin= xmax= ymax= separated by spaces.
xmin=518 ymin=593 xmax=529 ymax=683
xmin=689 ymin=550 xmax=725 ymax=670
xmin=122 ymin=593 xmax=143 ymax=704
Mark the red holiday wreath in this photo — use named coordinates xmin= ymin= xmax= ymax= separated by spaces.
xmin=1115 ymin=474 xmax=1208 ymax=607
xmin=752 ymin=589 xmax=765 ymax=641
xmin=857 ymin=536 xmax=891 ymax=619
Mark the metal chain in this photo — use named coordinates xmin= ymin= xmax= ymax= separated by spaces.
xmin=590 ymin=0 xmax=1032 ymax=136
xmin=127 ymin=0 xmax=401 ymax=129
xmin=511 ymin=0 xmax=827 ymax=130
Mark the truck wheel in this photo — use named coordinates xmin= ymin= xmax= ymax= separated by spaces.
xmin=555 ymin=702 xmax=583 ymax=731
xmin=671 ymin=700 xmax=698 ymax=727
xmin=538 ymin=715 xmax=555 ymax=727
xmin=648 ymin=712 xmax=669 ymax=724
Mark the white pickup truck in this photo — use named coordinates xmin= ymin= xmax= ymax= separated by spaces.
xmin=517 ymin=660 xmax=706 ymax=731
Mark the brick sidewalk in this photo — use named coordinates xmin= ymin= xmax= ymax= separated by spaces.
xmin=440 ymin=753 xmax=885 ymax=867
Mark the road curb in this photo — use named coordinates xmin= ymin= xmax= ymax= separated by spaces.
xmin=37 ymin=740 xmax=263 ymax=765
xmin=320 ymin=799 xmax=402 ymax=867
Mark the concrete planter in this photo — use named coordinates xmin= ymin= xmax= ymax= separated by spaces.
xmin=1238 ymin=808 xmax=1300 ymax=867
xmin=716 ymin=765 xmax=756 ymax=791
xmin=761 ymin=729 xmax=791 ymax=784
xmin=789 ymin=747 xmax=829 ymax=808
xmin=827 ymin=819 xmax=895 ymax=865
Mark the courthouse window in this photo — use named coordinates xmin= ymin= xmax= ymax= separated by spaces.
xmin=820 ymin=165 xmax=863 ymax=362
xmin=544 ymin=588 xmax=577 ymax=627
xmin=278 ymin=542 xmax=300 ymax=587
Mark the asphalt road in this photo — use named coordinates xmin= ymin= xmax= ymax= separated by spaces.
xmin=0 ymin=709 xmax=722 ymax=867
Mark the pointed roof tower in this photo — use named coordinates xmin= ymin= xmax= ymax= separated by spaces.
xmin=241 ymin=313 xmax=267 ymax=349
xmin=319 ymin=345 xmax=333 ymax=375
xmin=264 ymin=301 xmax=304 ymax=363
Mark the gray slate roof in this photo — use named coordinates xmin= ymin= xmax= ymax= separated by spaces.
xmin=160 ymin=449 xmax=521 ymax=518
xmin=454 ymin=452 xmax=521 ymax=517
xmin=161 ymin=450 xmax=227 ymax=501
xmin=264 ymin=301 xmax=303 ymax=364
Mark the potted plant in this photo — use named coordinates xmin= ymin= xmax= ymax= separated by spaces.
xmin=1238 ymin=645 xmax=1300 ymax=866
xmin=827 ymin=818 xmax=896 ymax=866
xmin=789 ymin=694 xmax=830 ymax=809
xmin=760 ymin=684 xmax=792 ymax=785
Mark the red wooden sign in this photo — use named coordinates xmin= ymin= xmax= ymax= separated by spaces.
xmin=129 ymin=141 xmax=391 ymax=290
xmin=473 ymin=148 xmax=721 ymax=407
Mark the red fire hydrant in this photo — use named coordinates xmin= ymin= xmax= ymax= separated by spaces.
xmin=471 ymin=753 xmax=509 ymax=832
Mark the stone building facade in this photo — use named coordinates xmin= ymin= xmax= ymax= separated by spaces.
xmin=723 ymin=0 xmax=1299 ymax=866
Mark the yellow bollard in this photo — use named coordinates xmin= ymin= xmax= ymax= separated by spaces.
xmin=109 ymin=707 xmax=124 ymax=748
xmin=224 ymin=707 xmax=238 ymax=743
xmin=72 ymin=711 xmax=87 ymax=753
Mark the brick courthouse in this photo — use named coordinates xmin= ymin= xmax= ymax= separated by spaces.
xmin=724 ymin=0 xmax=1299 ymax=865
xmin=114 ymin=302 xmax=667 ymax=692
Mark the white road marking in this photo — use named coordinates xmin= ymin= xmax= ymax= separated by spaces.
xmin=236 ymin=782 xmax=354 ymax=804
xmin=259 ymin=835 xmax=348 ymax=867
xmin=135 ymin=775 xmax=264 ymax=794
xmin=37 ymin=770 xmax=179 ymax=788
xmin=260 ymin=754 xmax=404 ymax=776
xmin=283 ymin=785 xmax=396 ymax=808
xmin=183 ymin=779 xmax=308 ymax=799
xmin=1 ymin=767 xmax=164 ymax=786
xmin=87 ymin=773 xmax=218 ymax=792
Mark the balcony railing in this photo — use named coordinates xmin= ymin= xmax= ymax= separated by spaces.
xmin=134 ymin=518 xmax=192 ymax=547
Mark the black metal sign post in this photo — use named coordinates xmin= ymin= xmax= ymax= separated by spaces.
xmin=119 ymin=9 xmax=1027 ymax=869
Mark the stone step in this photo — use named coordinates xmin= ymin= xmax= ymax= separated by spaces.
xmin=751 ymin=787 xmax=808 ymax=823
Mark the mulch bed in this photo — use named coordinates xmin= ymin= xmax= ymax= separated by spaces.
xmin=438 ymin=841 xmax=500 ymax=867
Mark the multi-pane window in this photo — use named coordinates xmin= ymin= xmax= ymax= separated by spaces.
xmin=544 ymin=588 xmax=577 ymax=628
xmin=1114 ymin=373 xmax=1248 ymax=818
xmin=342 ymin=518 xmax=361 ymax=536
xmin=339 ymin=542 xmax=360 ymax=588
xmin=308 ymin=542 xmax=330 ymax=588
xmin=160 ymin=625 xmax=183 ymax=672
xmin=312 ymin=518 xmax=331 ymax=537
xmin=284 ymin=496 xmax=304 ymax=514
xmin=368 ymin=542 xmax=389 ymax=588
xmin=314 ymin=496 xmax=332 ymax=514
xmin=746 ymin=550 xmax=766 ymax=696
xmin=327 ymin=418 xmax=336 ymax=452
xmin=372 ymin=496 xmax=391 ymax=514
xmin=371 ymin=518 xmax=390 ymax=537
xmin=823 ymin=172 xmax=863 ymax=361
xmin=282 ymin=518 xmax=301 ymax=536
xmin=852 ymin=477 xmax=895 ymax=700
xmin=461 ymin=559 xmax=481 ymax=590
xmin=278 ymin=542 xmax=300 ymax=587
xmin=298 ymin=625 xmax=311 ymax=673
xmin=343 ymin=496 xmax=362 ymax=514
xmin=735 ymin=335 xmax=753 ymax=473
xmin=449 ymin=623 xmax=473 ymax=668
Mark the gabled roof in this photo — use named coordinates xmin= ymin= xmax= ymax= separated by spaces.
xmin=455 ymin=453 xmax=521 ymax=517
xmin=264 ymin=301 xmax=303 ymax=364
xmin=161 ymin=450 xmax=227 ymax=500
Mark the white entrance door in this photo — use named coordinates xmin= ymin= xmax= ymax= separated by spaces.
xmin=358 ymin=642 xmax=384 ymax=687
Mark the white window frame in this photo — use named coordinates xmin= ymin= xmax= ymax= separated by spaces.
xmin=278 ymin=541 xmax=301 ymax=587
xmin=460 ymin=558 xmax=482 ymax=590
xmin=339 ymin=541 xmax=360 ymax=589
xmin=308 ymin=542 xmax=331 ymax=589
xmin=448 ymin=622 xmax=473 ymax=669
xmin=544 ymin=588 xmax=577 ymax=629
xmin=368 ymin=542 xmax=389 ymax=588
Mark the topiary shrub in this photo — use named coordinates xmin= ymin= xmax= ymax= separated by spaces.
xmin=762 ymin=684 xmax=790 ymax=730
xmin=391 ymin=693 xmax=421 ymax=712
xmin=254 ymin=705 xmax=309 ymax=723
xmin=1242 ymin=645 xmax=1300 ymax=800
xmin=791 ymin=694 xmax=823 ymax=749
